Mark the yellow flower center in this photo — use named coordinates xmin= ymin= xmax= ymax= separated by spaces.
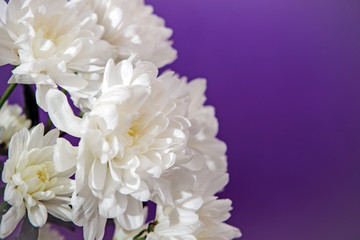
xmin=21 ymin=164 xmax=50 ymax=194
xmin=127 ymin=123 xmax=144 ymax=147
xmin=37 ymin=169 xmax=49 ymax=183
xmin=128 ymin=127 xmax=136 ymax=137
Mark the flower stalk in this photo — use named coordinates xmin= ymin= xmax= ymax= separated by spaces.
xmin=0 ymin=84 xmax=17 ymax=109
xmin=0 ymin=201 xmax=9 ymax=218
xmin=132 ymin=220 xmax=158 ymax=240
xmin=45 ymin=118 xmax=53 ymax=133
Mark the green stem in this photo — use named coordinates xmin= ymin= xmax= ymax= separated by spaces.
xmin=0 ymin=84 xmax=17 ymax=109
xmin=133 ymin=229 xmax=147 ymax=240
xmin=132 ymin=220 xmax=158 ymax=240
xmin=0 ymin=201 xmax=8 ymax=214
xmin=45 ymin=118 xmax=52 ymax=133
xmin=147 ymin=220 xmax=157 ymax=232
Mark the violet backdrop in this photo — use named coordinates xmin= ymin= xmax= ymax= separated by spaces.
xmin=1 ymin=0 xmax=360 ymax=239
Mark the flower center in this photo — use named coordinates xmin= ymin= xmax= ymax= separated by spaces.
xmin=21 ymin=164 xmax=50 ymax=194
xmin=127 ymin=123 xmax=143 ymax=147
xmin=37 ymin=169 xmax=49 ymax=183
xmin=128 ymin=126 xmax=136 ymax=138
xmin=43 ymin=31 xmax=56 ymax=42
xmin=42 ymin=26 xmax=58 ymax=41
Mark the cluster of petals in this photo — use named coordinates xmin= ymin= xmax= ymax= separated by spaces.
xmin=114 ymin=168 xmax=241 ymax=239
xmin=196 ymin=196 xmax=241 ymax=240
xmin=0 ymin=0 xmax=176 ymax=112
xmin=0 ymin=124 xmax=74 ymax=238
xmin=111 ymin=76 xmax=241 ymax=239
xmin=46 ymin=58 xmax=194 ymax=239
xmin=0 ymin=101 xmax=31 ymax=147
xmin=149 ymin=166 xmax=240 ymax=239
xmin=0 ymin=0 xmax=240 ymax=238
xmin=0 ymin=0 xmax=110 ymax=109
xmin=84 ymin=0 xmax=176 ymax=68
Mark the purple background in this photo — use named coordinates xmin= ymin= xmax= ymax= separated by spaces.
xmin=149 ymin=0 xmax=360 ymax=239
xmin=2 ymin=0 xmax=360 ymax=239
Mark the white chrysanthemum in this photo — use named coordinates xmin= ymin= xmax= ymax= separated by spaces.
xmin=148 ymin=197 xmax=241 ymax=240
xmin=147 ymin=166 xmax=240 ymax=240
xmin=146 ymin=192 xmax=203 ymax=240
xmin=38 ymin=223 xmax=65 ymax=240
xmin=0 ymin=101 xmax=31 ymax=147
xmin=83 ymin=0 xmax=176 ymax=67
xmin=196 ymin=197 xmax=241 ymax=240
xmin=0 ymin=124 xmax=75 ymax=238
xmin=0 ymin=0 xmax=111 ymax=110
xmin=47 ymin=58 xmax=193 ymax=239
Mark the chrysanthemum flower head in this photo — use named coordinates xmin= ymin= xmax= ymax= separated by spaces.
xmin=0 ymin=124 xmax=74 ymax=238
xmin=0 ymin=0 xmax=111 ymax=110
xmin=46 ymin=58 xmax=194 ymax=239
xmin=84 ymin=0 xmax=177 ymax=67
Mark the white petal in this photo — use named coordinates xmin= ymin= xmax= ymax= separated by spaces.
xmin=45 ymin=88 xmax=82 ymax=137
xmin=0 ymin=0 xmax=7 ymax=23
xmin=53 ymin=138 xmax=77 ymax=173
xmin=28 ymin=201 xmax=48 ymax=227
xmin=46 ymin=201 xmax=72 ymax=222
xmin=35 ymin=84 xmax=55 ymax=112
xmin=27 ymin=145 xmax=54 ymax=165
xmin=102 ymin=58 xmax=116 ymax=91
xmin=83 ymin=213 xmax=107 ymax=240
xmin=0 ymin=47 xmax=18 ymax=65
xmin=0 ymin=205 xmax=25 ymax=238
xmin=43 ymin=128 xmax=60 ymax=146
xmin=130 ymin=181 xmax=150 ymax=201
xmin=28 ymin=123 xmax=45 ymax=149
xmin=119 ymin=59 xmax=133 ymax=86
xmin=99 ymin=192 xmax=127 ymax=218
xmin=50 ymin=71 xmax=87 ymax=93
xmin=89 ymin=160 xmax=107 ymax=192
xmin=7 ymin=127 xmax=29 ymax=162
xmin=116 ymin=197 xmax=145 ymax=231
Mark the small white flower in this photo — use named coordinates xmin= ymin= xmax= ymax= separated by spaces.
xmin=147 ymin=192 xmax=203 ymax=240
xmin=196 ymin=197 xmax=241 ymax=240
xmin=38 ymin=223 xmax=65 ymax=240
xmin=0 ymin=124 xmax=75 ymax=238
xmin=84 ymin=0 xmax=177 ymax=67
xmin=148 ymin=168 xmax=240 ymax=240
xmin=0 ymin=101 xmax=31 ymax=147
xmin=150 ymin=192 xmax=241 ymax=240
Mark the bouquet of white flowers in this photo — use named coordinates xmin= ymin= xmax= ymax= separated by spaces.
xmin=0 ymin=0 xmax=241 ymax=239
